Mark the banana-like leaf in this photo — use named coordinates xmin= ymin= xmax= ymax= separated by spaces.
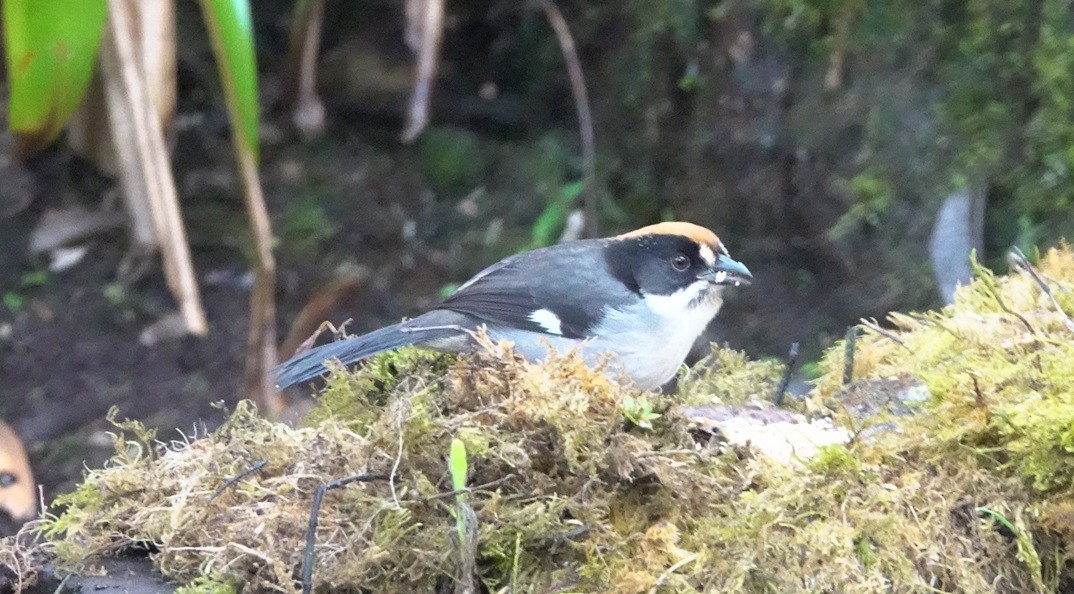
xmin=198 ymin=0 xmax=259 ymax=160
xmin=3 ymin=0 xmax=107 ymax=155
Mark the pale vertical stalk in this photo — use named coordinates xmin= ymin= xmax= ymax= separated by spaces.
xmin=285 ymin=0 xmax=326 ymax=138
xmin=401 ymin=0 xmax=445 ymax=143
xmin=70 ymin=0 xmax=176 ymax=182
xmin=236 ymin=147 xmax=281 ymax=416
xmin=103 ymin=0 xmax=207 ymax=334
xmin=198 ymin=0 xmax=281 ymax=415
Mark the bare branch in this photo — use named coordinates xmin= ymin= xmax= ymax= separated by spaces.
xmin=539 ymin=0 xmax=598 ymax=237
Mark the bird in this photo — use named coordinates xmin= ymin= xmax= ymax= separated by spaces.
xmin=275 ymin=222 xmax=751 ymax=392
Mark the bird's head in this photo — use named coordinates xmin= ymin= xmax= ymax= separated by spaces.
xmin=608 ymin=221 xmax=752 ymax=318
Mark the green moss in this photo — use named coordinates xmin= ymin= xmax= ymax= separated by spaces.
xmin=303 ymin=347 xmax=456 ymax=431
xmin=676 ymin=345 xmax=786 ymax=407
xmin=26 ymin=245 xmax=1074 ymax=592
xmin=808 ymin=443 xmax=860 ymax=474
xmin=174 ymin=575 xmax=236 ymax=594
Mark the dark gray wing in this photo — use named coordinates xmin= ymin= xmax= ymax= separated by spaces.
xmin=438 ymin=239 xmax=631 ymax=339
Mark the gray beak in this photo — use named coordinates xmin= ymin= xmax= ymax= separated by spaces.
xmin=700 ymin=254 xmax=752 ymax=286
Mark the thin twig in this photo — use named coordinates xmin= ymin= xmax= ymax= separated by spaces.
xmin=301 ymin=485 xmax=328 ymax=594
xmin=647 ymin=553 xmax=699 ymax=594
xmin=390 ymin=414 xmax=405 ymax=508
xmin=539 ymin=0 xmax=598 ymax=238
xmin=842 ymin=327 xmax=857 ymax=385
xmin=972 ymin=256 xmax=1036 ymax=335
xmin=209 ymin=460 xmax=267 ymax=501
xmin=859 ymin=318 xmax=909 ymax=349
xmin=773 ymin=342 xmax=799 ymax=406
xmin=418 ymin=474 xmax=515 ymax=503
xmin=1009 ymin=247 xmax=1074 ymax=333
xmin=970 ymin=374 xmax=991 ymax=423
xmin=301 ymin=473 xmax=384 ymax=594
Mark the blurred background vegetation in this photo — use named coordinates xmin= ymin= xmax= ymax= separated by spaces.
xmin=0 ymin=0 xmax=1072 ymax=500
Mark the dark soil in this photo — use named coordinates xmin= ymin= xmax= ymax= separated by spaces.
xmin=0 ymin=1 xmax=941 ymax=536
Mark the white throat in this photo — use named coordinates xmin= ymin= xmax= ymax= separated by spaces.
xmin=642 ymin=280 xmax=723 ymax=322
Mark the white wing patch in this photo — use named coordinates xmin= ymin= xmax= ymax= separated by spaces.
xmin=529 ymin=308 xmax=564 ymax=335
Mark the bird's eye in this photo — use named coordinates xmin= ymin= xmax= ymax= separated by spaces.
xmin=671 ymin=253 xmax=690 ymax=271
xmin=0 ymin=472 xmax=16 ymax=488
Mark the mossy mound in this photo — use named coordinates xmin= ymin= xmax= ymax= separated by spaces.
xmin=18 ymin=245 xmax=1074 ymax=592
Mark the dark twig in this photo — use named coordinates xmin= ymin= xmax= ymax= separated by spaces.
xmin=539 ymin=0 xmax=598 ymax=238
xmin=859 ymin=318 xmax=909 ymax=349
xmin=539 ymin=523 xmax=590 ymax=549
xmin=971 ymin=254 xmax=1036 ymax=335
xmin=418 ymin=474 xmax=515 ymax=503
xmin=971 ymin=374 xmax=984 ymax=406
xmin=772 ymin=342 xmax=799 ymax=406
xmin=842 ymin=327 xmax=857 ymax=385
xmin=301 ymin=473 xmax=385 ymax=594
xmin=209 ymin=460 xmax=267 ymax=501
xmin=970 ymin=374 xmax=992 ymax=423
xmin=1009 ymin=247 xmax=1074 ymax=333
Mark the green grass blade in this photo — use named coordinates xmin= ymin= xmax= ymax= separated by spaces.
xmin=449 ymin=438 xmax=469 ymax=545
xmin=449 ymin=438 xmax=468 ymax=493
xmin=3 ymin=0 xmax=107 ymax=153
xmin=197 ymin=0 xmax=259 ymax=161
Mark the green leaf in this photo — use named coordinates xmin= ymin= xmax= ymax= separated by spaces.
xmin=529 ymin=180 xmax=584 ymax=249
xmin=3 ymin=0 xmax=107 ymax=154
xmin=197 ymin=0 xmax=259 ymax=160
xmin=3 ymin=292 xmax=24 ymax=312
xmin=449 ymin=437 xmax=469 ymax=545
xmin=976 ymin=506 xmax=1017 ymax=535
xmin=449 ymin=438 xmax=468 ymax=493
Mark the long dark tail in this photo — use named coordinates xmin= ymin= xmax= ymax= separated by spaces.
xmin=274 ymin=323 xmax=445 ymax=389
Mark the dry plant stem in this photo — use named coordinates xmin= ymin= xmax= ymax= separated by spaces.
xmin=103 ymin=0 xmax=207 ymax=335
xmin=284 ymin=0 xmax=326 ymax=138
xmin=417 ymin=474 xmax=515 ymax=503
xmin=138 ymin=0 xmax=178 ymax=122
xmin=1010 ymin=248 xmax=1074 ymax=333
xmin=453 ymin=503 xmax=479 ymax=594
xmin=390 ymin=413 xmax=405 ymax=507
xmin=860 ymin=317 xmax=909 ymax=348
xmin=648 ymin=553 xmax=699 ymax=594
xmin=401 ymin=0 xmax=446 ymax=143
xmin=195 ymin=0 xmax=279 ymax=414
xmin=209 ymin=459 xmax=267 ymax=501
xmin=69 ymin=0 xmax=176 ymax=177
xmin=235 ymin=148 xmax=283 ymax=418
xmin=824 ymin=0 xmax=859 ymax=91
xmin=539 ymin=0 xmax=598 ymax=237
xmin=842 ymin=326 xmax=857 ymax=385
